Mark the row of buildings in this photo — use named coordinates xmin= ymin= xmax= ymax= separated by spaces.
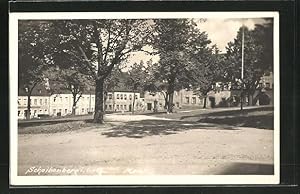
xmin=18 ymin=73 xmax=274 ymax=120
xmin=17 ymin=89 xmax=206 ymax=119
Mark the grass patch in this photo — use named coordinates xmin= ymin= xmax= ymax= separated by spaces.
xmin=18 ymin=120 xmax=107 ymax=134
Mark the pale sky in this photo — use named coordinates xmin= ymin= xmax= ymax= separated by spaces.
xmin=196 ymin=18 xmax=268 ymax=53
xmin=124 ymin=18 xmax=269 ymax=69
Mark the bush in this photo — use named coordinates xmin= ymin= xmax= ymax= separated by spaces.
xmin=259 ymin=93 xmax=271 ymax=105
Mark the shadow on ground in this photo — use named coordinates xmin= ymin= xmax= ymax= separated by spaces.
xmin=215 ymin=162 xmax=274 ymax=175
xmin=19 ymin=119 xmax=79 ymax=128
xmin=180 ymin=106 xmax=274 ymax=129
xmin=101 ymin=119 xmax=238 ymax=138
xmin=197 ymin=114 xmax=273 ymax=129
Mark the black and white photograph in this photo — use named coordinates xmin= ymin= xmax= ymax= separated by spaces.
xmin=10 ymin=12 xmax=279 ymax=185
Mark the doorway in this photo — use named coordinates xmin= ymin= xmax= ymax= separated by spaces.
xmin=147 ymin=103 xmax=152 ymax=111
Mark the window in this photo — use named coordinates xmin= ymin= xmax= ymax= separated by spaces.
xmin=45 ymin=109 xmax=48 ymax=113
xmin=38 ymin=89 xmax=42 ymax=94
xmin=176 ymin=102 xmax=180 ymax=107
xmin=53 ymin=97 xmax=56 ymax=102
xmin=117 ymin=94 xmax=120 ymax=99
xmin=40 ymin=99 xmax=43 ymax=105
xmin=59 ymin=109 xmax=62 ymax=113
xmin=124 ymin=94 xmax=127 ymax=100
xmin=65 ymin=109 xmax=68 ymax=114
xmin=129 ymin=95 xmax=132 ymax=100
xmin=92 ymin=97 xmax=94 ymax=101
xmin=82 ymin=97 xmax=84 ymax=101
xmin=120 ymin=94 xmax=123 ymax=100
xmin=116 ymin=105 xmax=119 ymax=110
xmin=34 ymin=99 xmax=37 ymax=105
xmin=18 ymin=111 xmax=20 ymax=116
xmin=65 ymin=97 xmax=68 ymax=102
xmin=105 ymin=105 xmax=108 ymax=110
xmin=91 ymin=108 xmax=94 ymax=112
xmin=60 ymin=97 xmax=62 ymax=102
xmin=135 ymin=94 xmax=138 ymax=99
xmin=109 ymin=105 xmax=112 ymax=110
xmin=53 ymin=109 xmax=56 ymax=114
xmin=40 ymin=109 xmax=42 ymax=113
xmin=18 ymin=98 xmax=21 ymax=105
xmin=266 ymin=83 xmax=270 ymax=88
xmin=108 ymin=94 xmax=112 ymax=100
xmin=45 ymin=99 xmax=47 ymax=105
xmin=124 ymin=105 xmax=127 ymax=110
xmin=82 ymin=108 xmax=84 ymax=113
xmin=120 ymin=105 xmax=123 ymax=110
xmin=199 ymin=97 xmax=203 ymax=104
xmin=192 ymin=97 xmax=196 ymax=104
xmin=23 ymin=99 xmax=27 ymax=105
xmin=34 ymin=110 xmax=37 ymax=115
xmin=185 ymin=97 xmax=190 ymax=104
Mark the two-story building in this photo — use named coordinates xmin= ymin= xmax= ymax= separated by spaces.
xmin=18 ymin=87 xmax=51 ymax=119
xmin=144 ymin=89 xmax=207 ymax=111
xmin=105 ymin=91 xmax=144 ymax=112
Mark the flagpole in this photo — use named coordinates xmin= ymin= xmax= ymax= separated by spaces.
xmin=240 ymin=24 xmax=245 ymax=111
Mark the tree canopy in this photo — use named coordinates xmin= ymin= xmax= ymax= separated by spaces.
xmin=49 ymin=19 xmax=154 ymax=122
xmin=151 ymin=19 xmax=212 ymax=112
xmin=224 ymin=22 xmax=273 ymax=105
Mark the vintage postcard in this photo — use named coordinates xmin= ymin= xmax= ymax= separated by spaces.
xmin=10 ymin=11 xmax=279 ymax=185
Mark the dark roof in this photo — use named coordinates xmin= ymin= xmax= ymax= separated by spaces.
xmin=18 ymin=73 xmax=145 ymax=96
xmin=18 ymin=84 xmax=51 ymax=96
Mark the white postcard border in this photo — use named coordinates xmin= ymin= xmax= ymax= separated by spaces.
xmin=9 ymin=11 xmax=280 ymax=186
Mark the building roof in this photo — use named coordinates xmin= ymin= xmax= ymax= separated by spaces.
xmin=18 ymin=84 xmax=51 ymax=96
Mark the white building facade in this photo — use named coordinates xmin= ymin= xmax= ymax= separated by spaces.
xmin=18 ymin=91 xmax=145 ymax=119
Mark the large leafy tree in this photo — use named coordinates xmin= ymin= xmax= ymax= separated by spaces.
xmin=225 ymin=21 xmax=273 ymax=105
xmin=126 ymin=60 xmax=147 ymax=114
xmin=189 ymin=45 xmax=226 ymax=108
xmin=51 ymin=19 xmax=153 ymax=123
xmin=18 ymin=21 xmax=52 ymax=119
xmin=44 ymin=67 xmax=94 ymax=115
xmin=144 ymin=60 xmax=169 ymax=110
xmin=152 ymin=19 xmax=211 ymax=112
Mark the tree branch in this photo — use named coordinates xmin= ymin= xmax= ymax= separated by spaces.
xmin=103 ymin=23 xmax=112 ymax=64
xmin=75 ymin=92 xmax=83 ymax=104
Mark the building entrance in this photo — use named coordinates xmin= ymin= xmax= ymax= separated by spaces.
xmin=147 ymin=103 xmax=152 ymax=111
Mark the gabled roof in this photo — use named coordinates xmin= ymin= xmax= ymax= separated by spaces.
xmin=18 ymin=84 xmax=51 ymax=96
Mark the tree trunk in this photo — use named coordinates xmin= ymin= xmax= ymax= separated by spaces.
xmin=93 ymin=79 xmax=105 ymax=123
xmin=167 ymin=91 xmax=174 ymax=113
xmin=132 ymin=91 xmax=135 ymax=114
xmin=26 ymin=94 xmax=31 ymax=120
xmin=104 ymin=92 xmax=107 ymax=114
xmin=167 ymin=82 xmax=175 ymax=113
xmin=164 ymin=93 xmax=169 ymax=110
xmin=72 ymin=94 xmax=77 ymax=116
xmin=240 ymin=90 xmax=244 ymax=110
xmin=248 ymin=93 xmax=254 ymax=106
xmin=203 ymin=97 xmax=207 ymax=109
